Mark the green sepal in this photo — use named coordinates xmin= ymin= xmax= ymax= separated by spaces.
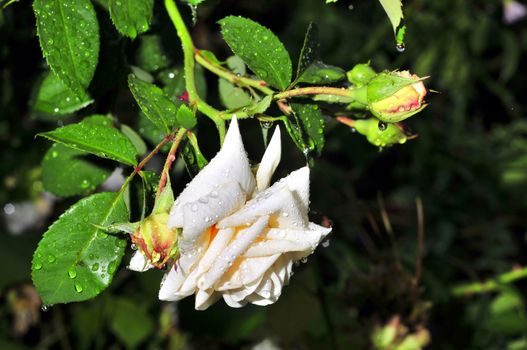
xmin=153 ymin=176 xmax=174 ymax=214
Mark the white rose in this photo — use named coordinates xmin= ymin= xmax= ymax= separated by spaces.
xmin=129 ymin=117 xmax=331 ymax=310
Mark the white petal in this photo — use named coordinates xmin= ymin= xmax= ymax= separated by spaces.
xmin=256 ymin=126 xmax=281 ymax=192
xmin=158 ymin=232 xmax=210 ymax=301
xmin=169 ymin=117 xmax=255 ymax=229
xmin=200 ymin=216 xmax=269 ymax=290
xmin=223 ymin=293 xmax=247 ymax=308
xmin=215 ymin=254 xmax=280 ymax=290
xmin=218 ymin=186 xmax=308 ymax=229
xmin=195 ymin=289 xmax=219 ymax=310
xmin=128 ymin=251 xmax=153 ymax=272
xmin=175 ymin=181 xmax=245 ymax=248
xmin=244 ymin=240 xmax=313 ymax=257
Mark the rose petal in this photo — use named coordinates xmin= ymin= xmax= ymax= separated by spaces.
xmin=169 ymin=117 xmax=255 ymax=229
xmin=218 ymin=186 xmax=308 ymax=230
xmin=200 ymin=216 xmax=269 ymax=290
xmin=128 ymin=251 xmax=153 ymax=272
xmin=176 ymin=181 xmax=245 ymax=249
xmin=215 ymin=254 xmax=281 ymax=290
xmin=195 ymin=289 xmax=220 ymax=310
xmin=256 ymin=126 xmax=281 ymax=192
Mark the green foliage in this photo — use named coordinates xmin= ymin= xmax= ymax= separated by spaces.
xmin=176 ymin=104 xmax=196 ymax=129
xmin=136 ymin=35 xmax=170 ymax=72
xmin=219 ymin=16 xmax=292 ymax=90
xmin=109 ymin=0 xmax=154 ymax=39
xmin=33 ymin=0 xmax=99 ymax=98
xmin=296 ymin=22 xmax=319 ymax=81
xmin=42 ymin=143 xmax=112 ymax=197
xmin=128 ymin=74 xmax=178 ymax=133
xmin=38 ymin=115 xmax=138 ymax=166
xmin=32 ymin=71 xmax=93 ymax=119
xmin=290 ymin=103 xmax=325 ymax=156
xmin=110 ymin=298 xmax=154 ymax=348
xmin=32 ymin=192 xmax=128 ymax=305
xmin=378 ymin=0 xmax=403 ymax=33
xmin=297 ymin=61 xmax=346 ymax=84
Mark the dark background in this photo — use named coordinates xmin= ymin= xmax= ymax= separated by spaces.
xmin=2 ymin=0 xmax=527 ymax=349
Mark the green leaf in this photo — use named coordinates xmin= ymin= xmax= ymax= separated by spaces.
xmin=219 ymin=16 xmax=292 ymax=90
xmin=121 ymin=124 xmax=147 ymax=156
xmin=296 ymin=22 xmax=319 ymax=81
xmin=136 ymin=35 xmax=170 ymax=72
xmin=218 ymin=78 xmax=252 ymax=109
xmin=298 ymin=62 xmax=346 ymax=84
xmin=32 ymin=192 xmax=129 ymax=305
xmin=176 ymin=104 xmax=197 ymax=129
xmin=128 ymin=74 xmax=177 ymax=133
xmin=33 ymin=0 xmax=99 ymax=98
xmin=378 ymin=0 xmax=403 ymax=33
xmin=109 ymin=0 xmax=154 ymax=39
xmin=226 ymin=55 xmax=246 ymax=75
xmin=291 ymin=103 xmax=325 ymax=156
xmin=182 ymin=132 xmax=208 ymax=177
xmin=200 ymin=50 xmax=222 ymax=65
xmin=243 ymin=95 xmax=273 ymax=115
xmin=33 ymin=71 xmax=93 ymax=119
xmin=110 ymin=298 xmax=154 ymax=349
xmin=42 ymin=143 xmax=112 ymax=197
xmin=38 ymin=115 xmax=138 ymax=166
xmin=137 ymin=112 xmax=169 ymax=151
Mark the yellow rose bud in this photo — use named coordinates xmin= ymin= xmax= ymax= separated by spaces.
xmin=368 ymin=71 xmax=427 ymax=123
xmin=131 ymin=212 xmax=179 ymax=269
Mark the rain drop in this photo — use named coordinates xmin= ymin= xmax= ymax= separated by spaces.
xmin=396 ymin=43 xmax=405 ymax=52
xmin=322 ymin=240 xmax=330 ymax=248
xmin=74 ymin=283 xmax=83 ymax=293
xmin=41 ymin=305 xmax=50 ymax=312
xmin=378 ymin=121 xmax=388 ymax=131
xmin=34 ymin=262 xmax=43 ymax=270
xmin=131 ymin=243 xmax=138 ymax=250
xmin=67 ymin=266 xmax=77 ymax=279
xmin=47 ymin=255 xmax=56 ymax=263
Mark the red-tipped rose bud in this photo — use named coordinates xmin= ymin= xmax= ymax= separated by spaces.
xmin=367 ymin=71 xmax=427 ymax=123
xmin=131 ymin=212 xmax=178 ymax=269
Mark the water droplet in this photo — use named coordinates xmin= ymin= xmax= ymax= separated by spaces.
xmin=47 ymin=255 xmax=56 ymax=263
xmin=53 ymin=107 xmax=59 ymax=113
xmin=34 ymin=262 xmax=43 ymax=270
xmin=282 ymin=212 xmax=289 ymax=217
xmin=74 ymin=283 xmax=83 ymax=293
xmin=131 ymin=243 xmax=138 ymax=250
xmin=68 ymin=266 xmax=77 ymax=279
xmin=322 ymin=240 xmax=330 ymax=248
xmin=396 ymin=43 xmax=405 ymax=52
xmin=91 ymin=263 xmax=99 ymax=271
xmin=348 ymin=4 xmax=354 ymax=10
xmin=191 ymin=204 xmax=198 ymax=212
xmin=41 ymin=305 xmax=50 ymax=312
xmin=378 ymin=121 xmax=387 ymax=131
xmin=301 ymin=257 xmax=308 ymax=264
xmin=209 ymin=191 xmax=219 ymax=198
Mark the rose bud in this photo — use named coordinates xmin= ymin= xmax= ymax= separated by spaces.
xmin=346 ymin=63 xmax=377 ymax=86
xmin=337 ymin=116 xmax=415 ymax=147
xmin=366 ymin=71 xmax=428 ymax=123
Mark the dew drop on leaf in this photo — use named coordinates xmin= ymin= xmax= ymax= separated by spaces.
xmin=67 ymin=266 xmax=77 ymax=279
xmin=74 ymin=283 xmax=83 ymax=293
xmin=34 ymin=262 xmax=43 ymax=270
xmin=47 ymin=255 xmax=56 ymax=263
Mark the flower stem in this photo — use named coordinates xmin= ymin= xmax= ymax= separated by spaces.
xmin=195 ymin=50 xmax=274 ymax=95
xmin=157 ymin=128 xmax=187 ymax=196
xmin=274 ymin=86 xmax=353 ymax=100
xmin=116 ymin=132 xmax=175 ymax=201
xmin=164 ymin=0 xmax=227 ymax=142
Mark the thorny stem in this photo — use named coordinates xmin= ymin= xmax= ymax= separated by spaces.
xmin=157 ymin=128 xmax=187 ymax=196
xmin=274 ymin=86 xmax=353 ymax=100
xmin=164 ymin=0 xmax=227 ymax=143
xmin=116 ymin=132 xmax=176 ymax=201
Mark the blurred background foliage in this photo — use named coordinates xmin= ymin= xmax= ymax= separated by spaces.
xmin=2 ymin=0 xmax=527 ymax=349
